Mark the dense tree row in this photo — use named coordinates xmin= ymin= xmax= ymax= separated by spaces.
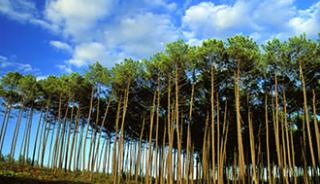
xmin=0 ymin=34 xmax=320 ymax=183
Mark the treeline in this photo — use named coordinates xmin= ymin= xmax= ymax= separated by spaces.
xmin=0 ymin=34 xmax=320 ymax=183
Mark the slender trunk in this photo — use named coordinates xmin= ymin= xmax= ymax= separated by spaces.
xmin=89 ymin=96 xmax=100 ymax=177
xmin=37 ymin=113 xmax=46 ymax=166
xmin=155 ymin=75 xmax=161 ymax=184
xmin=265 ymin=95 xmax=272 ymax=184
xmin=89 ymin=95 xmax=100 ymax=172
xmin=92 ymin=100 xmax=111 ymax=173
xmin=118 ymin=81 xmax=131 ymax=184
xmin=52 ymin=95 xmax=63 ymax=169
xmin=58 ymin=103 xmax=70 ymax=169
xmin=211 ymin=66 xmax=216 ymax=184
xmin=146 ymin=90 xmax=157 ymax=184
xmin=248 ymin=102 xmax=258 ymax=184
xmin=220 ymin=101 xmax=229 ymax=184
xmin=83 ymin=87 xmax=95 ymax=171
xmin=299 ymin=62 xmax=316 ymax=169
xmin=274 ymin=75 xmax=283 ymax=176
xmin=166 ymin=76 xmax=173 ymax=184
xmin=68 ymin=105 xmax=81 ymax=171
xmin=112 ymin=96 xmax=122 ymax=184
xmin=312 ymin=90 xmax=320 ymax=164
xmin=19 ymin=108 xmax=31 ymax=162
xmin=0 ymin=105 xmax=8 ymax=147
xmin=31 ymin=109 xmax=43 ymax=166
xmin=186 ymin=82 xmax=194 ymax=184
xmin=26 ymin=108 xmax=34 ymax=161
xmin=64 ymin=105 xmax=75 ymax=172
xmin=0 ymin=106 xmax=11 ymax=154
xmin=76 ymin=120 xmax=85 ymax=171
xmin=283 ymin=88 xmax=293 ymax=181
xmin=235 ymin=60 xmax=245 ymax=181
xmin=10 ymin=106 xmax=24 ymax=161
xmin=40 ymin=98 xmax=51 ymax=167
xmin=160 ymin=119 xmax=167 ymax=184
xmin=175 ymin=64 xmax=182 ymax=184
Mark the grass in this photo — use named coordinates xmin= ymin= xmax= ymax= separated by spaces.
xmin=0 ymin=161 xmax=118 ymax=184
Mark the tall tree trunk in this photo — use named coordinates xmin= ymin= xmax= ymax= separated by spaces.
xmin=58 ymin=103 xmax=70 ymax=169
xmin=312 ymin=90 xmax=320 ymax=164
xmin=40 ymin=98 xmax=51 ymax=167
xmin=283 ymin=88 xmax=293 ymax=181
xmin=31 ymin=109 xmax=43 ymax=166
xmin=52 ymin=95 xmax=63 ymax=169
xmin=135 ymin=117 xmax=145 ymax=183
xmin=0 ymin=105 xmax=9 ymax=148
xmin=112 ymin=96 xmax=122 ymax=184
xmin=68 ymin=105 xmax=81 ymax=171
xmin=89 ymin=95 xmax=100 ymax=172
xmin=155 ymin=75 xmax=161 ymax=184
xmin=10 ymin=106 xmax=24 ymax=161
xmin=64 ymin=105 xmax=75 ymax=172
xmin=273 ymin=75 xmax=283 ymax=178
xmin=92 ymin=100 xmax=111 ymax=173
xmin=186 ymin=82 xmax=194 ymax=184
xmin=235 ymin=60 xmax=245 ymax=181
xmin=166 ymin=76 xmax=174 ymax=184
xmin=118 ymin=81 xmax=131 ymax=184
xmin=248 ymin=102 xmax=258 ymax=184
xmin=0 ymin=106 xmax=11 ymax=154
xmin=146 ymin=90 xmax=156 ymax=184
xmin=299 ymin=61 xmax=316 ymax=170
xmin=175 ymin=64 xmax=182 ymax=184
xmin=264 ymin=95 xmax=272 ymax=184
xmin=83 ymin=87 xmax=95 ymax=171
xmin=210 ymin=66 xmax=216 ymax=184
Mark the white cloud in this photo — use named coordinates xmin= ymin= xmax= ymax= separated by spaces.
xmin=67 ymin=42 xmax=108 ymax=67
xmin=182 ymin=1 xmax=256 ymax=38
xmin=45 ymin=0 xmax=115 ymax=41
xmin=104 ymin=12 xmax=179 ymax=59
xmin=182 ymin=0 xmax=319 ymax=42
xmin=49 ymin=40 xmax=73 ymax=53
xmin=0 ymin=0 xmax=58 ymax=31
xmin=288 ymin=2 xmax=320 ymax=37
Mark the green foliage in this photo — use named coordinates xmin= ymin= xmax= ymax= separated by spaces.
xmin=17 ymin=74 xmax=40 ymax=105
xmin=112 ymin=58 xmax=142 ymax=87
xmin=85 ymin=62 xmax=111 ymax=87
xmin=227 ymin=35 xmax=260 ymax=71
xmin=0 ymin=72 xmax=23 ymax=105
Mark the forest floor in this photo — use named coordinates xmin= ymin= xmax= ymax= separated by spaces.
xmin=0 ymin=161 xmax=124 ymax=184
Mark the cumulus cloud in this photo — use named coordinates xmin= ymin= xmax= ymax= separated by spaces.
xmin=44 ymin=0 xmax=115 ymax=41
xmin=104 ymin=12 xmax=179 ymax=58
xmin=182 ymin=0 xmax=320 ymax=41
xmin=49 ymin=40 xmax=73 ymax=53
xmin=43 ymin=0 xmax=180 ymax=67
xmin=182 ymin=1 xmax=257 ymax=39
xmin=288 ymin=2 xmax=320 ymax=37
xmin=67 ymin=42 xmax=108 ymax=67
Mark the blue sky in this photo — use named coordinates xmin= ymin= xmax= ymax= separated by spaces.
xmin=0 ymin=0 xmax=319 ymax=77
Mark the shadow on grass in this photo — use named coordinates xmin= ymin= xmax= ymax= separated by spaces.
xmin=0 ymin=176 xmax=90 ymax=184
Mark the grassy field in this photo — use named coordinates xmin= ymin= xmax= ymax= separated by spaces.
xmin=0 ymin=162 xmax=118 ymax=184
